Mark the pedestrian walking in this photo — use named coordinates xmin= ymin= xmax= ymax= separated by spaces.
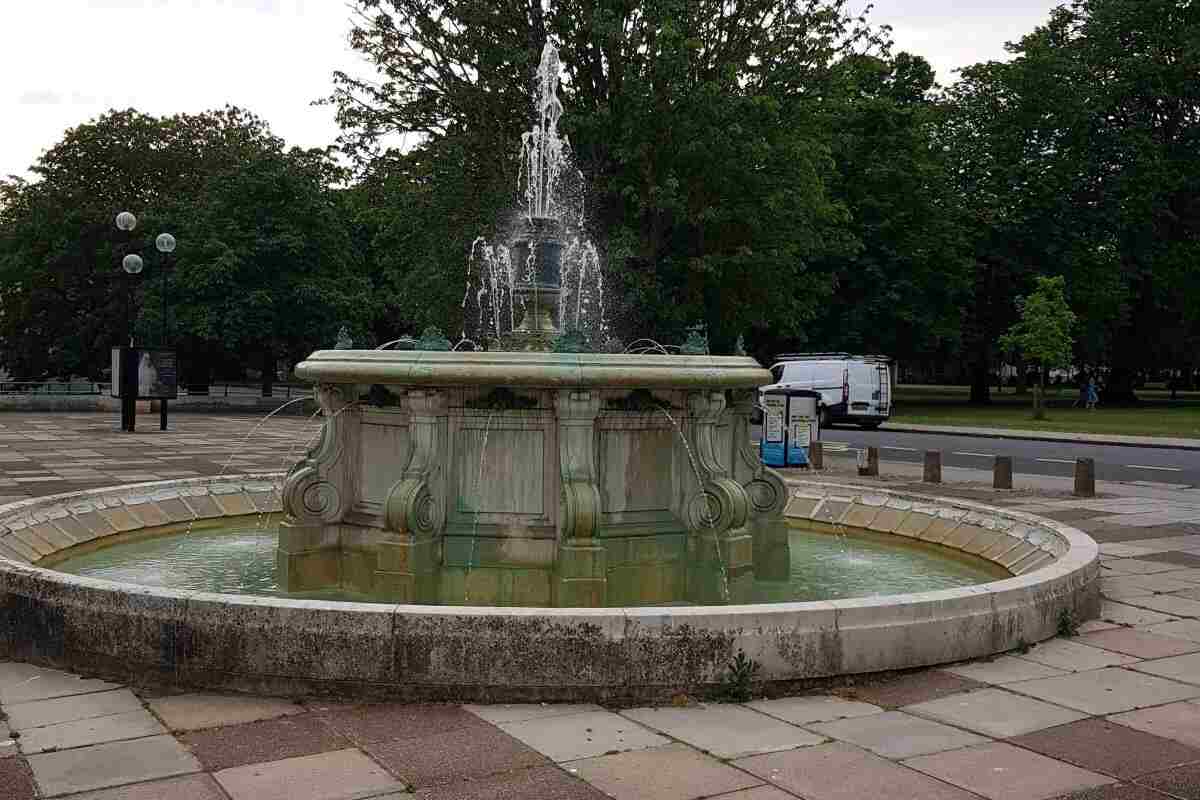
xmin=1086 ymin=377 xmax=1099 ymax=410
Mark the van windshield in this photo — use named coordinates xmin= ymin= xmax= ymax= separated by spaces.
xmin=782 ymin=362 xmax=843 ymax=386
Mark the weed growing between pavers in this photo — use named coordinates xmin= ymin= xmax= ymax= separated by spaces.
xmin=716 ymin=649 xmax=761 ymax=702
xmin=1058 ymin=608 xmax=1081 ymax=638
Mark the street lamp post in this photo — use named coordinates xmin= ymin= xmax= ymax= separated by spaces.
xmin=154 ymin=233 xmax=176 ymax=431
xmin=116 ymin=211 xmax=140 ymax=431
xmin=114 ymin=212 xmax=176 ymax=432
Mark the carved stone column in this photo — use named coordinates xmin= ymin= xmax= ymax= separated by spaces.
xmin=553 ymin=389 xmax=605 ymax=606
xmin=278 ymin=384 xmax=359 ymax=593
xmin=376 ymin=389 xmax=447 ymax=601
xmin=683 ymin=390 xmax=754 ymax=603
xmin=728 ymin=389 xmax=788 ymax=518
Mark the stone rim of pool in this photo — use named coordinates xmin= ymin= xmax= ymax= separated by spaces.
xmin=0 ymin=474 xmax=1100 ymax=702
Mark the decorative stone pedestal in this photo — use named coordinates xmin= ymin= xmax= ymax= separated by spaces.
xmin=278 ymin=351 xmax=786 ymax=607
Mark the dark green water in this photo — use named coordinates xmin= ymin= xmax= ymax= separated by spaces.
xmin=47 ymin=516 xmax=1008 ymax=606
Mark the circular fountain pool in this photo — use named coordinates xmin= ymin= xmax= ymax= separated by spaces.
xmin=46 ymin=516 xmax=1009 ymax=605
xmin=0 ymin=475 xmax=1099 ymax=702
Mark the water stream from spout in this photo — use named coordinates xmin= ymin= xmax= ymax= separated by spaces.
xmin=463 ymin=411 xmax=496 ymax=603
xmin=655 ymin=405 xmax=731 ymax=603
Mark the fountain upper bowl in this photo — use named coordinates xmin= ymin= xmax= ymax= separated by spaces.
xmin=295 ymin=350 xmax=771 ymax=390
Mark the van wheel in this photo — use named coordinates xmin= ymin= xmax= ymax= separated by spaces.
xmin=858 ymin=421 xmax=882 ymax=430
xmin=819 ymin=408 xmax=832 ymax=429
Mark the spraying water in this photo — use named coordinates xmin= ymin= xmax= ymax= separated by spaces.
xmin=462 ymin=42 xmax=607 ymax=349
xmin=463 ymin=412 xmax=496 ymax=603
xmin=656 ymin=405 xmax=731 ymax=603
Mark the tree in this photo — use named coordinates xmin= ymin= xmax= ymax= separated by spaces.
xmin=1000 ymin=276 xmax=1077 ymax=419
xmin=0 ymin=108 xmax=371 ymax=384
xmin=947 ymin=0 xmax=1200 ymax=403
xmin=799 ymin=52 xmax=973 ymax=367
xmin=328 ymin=0 xmax=886 ymax=352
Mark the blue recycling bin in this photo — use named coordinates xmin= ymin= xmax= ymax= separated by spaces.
xmin=760 ymin=389 xmax=820 ymax=468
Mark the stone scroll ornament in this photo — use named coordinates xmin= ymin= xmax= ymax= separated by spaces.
xmin=683 ymin=391 xmax=752 ymax=535
xmin=556 ymin=390 xmax=602 ymax=542
xmin=384 ymin=390 xmax=447 ymax=538
xmin=282 ymin=384 xmax=356 ymax=523
xmin=730 ymin=389 xmax=788 ymax=517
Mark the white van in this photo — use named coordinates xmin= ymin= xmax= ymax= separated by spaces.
xmin=762 ymin=354 xmax=892 ymax=429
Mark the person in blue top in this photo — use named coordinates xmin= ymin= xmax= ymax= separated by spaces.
xmin=1086 ymin=378 xmax=1099 ymax=410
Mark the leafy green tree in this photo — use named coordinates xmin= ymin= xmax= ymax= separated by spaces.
xmin=800 ymin=52 xmax=972 ymax=367
xmin=1000 ymin=276 xmax=1077 ymax=419
xmin=947 ymin=0 xmax=1200 ymax=402
xmin=328 ymin=0 xmax=885 ymax=352
xmin=0 ymin=108 xmax=371 ymax=386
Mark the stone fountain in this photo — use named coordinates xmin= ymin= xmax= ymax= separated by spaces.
xmin=278 ymin=44 xmax=785 ymax=607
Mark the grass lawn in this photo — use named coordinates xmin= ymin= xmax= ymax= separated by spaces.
xmin=889 ymin=385 xmax=1200 ymax=439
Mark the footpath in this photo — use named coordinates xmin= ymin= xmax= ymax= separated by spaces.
xmin=882 ymin=422 xmax=1200 ymax=452
xmin=1 ymin=412 xmax=1200 ymax=799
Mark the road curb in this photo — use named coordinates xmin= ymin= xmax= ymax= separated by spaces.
xmin=879 ymin=425 xmax=1200 ymax=452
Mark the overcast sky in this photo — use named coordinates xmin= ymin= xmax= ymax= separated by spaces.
xmin=1 ymin=0 xmax=1062 ymax=180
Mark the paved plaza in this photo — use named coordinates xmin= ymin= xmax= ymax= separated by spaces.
xmin=1 ymin=411 xmax=1200 ymax=799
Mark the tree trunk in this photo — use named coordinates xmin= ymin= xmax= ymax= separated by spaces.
xmin=966 ymin=257 xmax=995 ymax=406
xmin=261 ymin=347 xmax=274 ymax=398
xmin=1032 ymin=367 xmax=1045 ymax=420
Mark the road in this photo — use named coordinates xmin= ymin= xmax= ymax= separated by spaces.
xmin=817 ymin=426 xmax=1200 ymax=485
xmin=751 ymin=423 xmax=1200 ymax=484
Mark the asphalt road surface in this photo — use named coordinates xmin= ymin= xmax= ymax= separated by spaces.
xmin=819 ymin=426 xmax=1200 ymax=485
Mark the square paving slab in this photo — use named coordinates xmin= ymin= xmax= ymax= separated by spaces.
xmin=1142 ymin=619 xmax=1200 ymax=642
xmin=178 ymin=713 xmax=350 ymax=771
xmin=1122 ymin=595 xmax=1200 ymax=618
xmin=314 ymin=702 xmax=481 ymax=745
xmin=0 ymin=756 xmax=36 ymax=800
xmin=1103 ymin=559 xmax=1182 ymax=575
xmin=744 ymin=695 xmax=883 ymax=725
xmin=905 ymin=687 xmax=1087 ymax=738
xmin=1134 ymin=762 xmax=1200 ymax=798
xmin=735 ymin=741 xmax=979 ymax=800
xmin=498 ymin=710 xmax=670 ymax=763
xmin=807 ymin=709 xmax=990 ymax=759
xmin=365 ymin=722 xmax=548 ymax=788
xmin=620 ymin=704 xmax=825 ymax=759
xmin=1019 ymin=639 xmax=1142 ymax=672
xmin=840 ymin=670 xmax=986 ymax=708
xmin=464 ymin=703 xmax=603 ymax=725
xmin=569 ymin=743 xmax=762 ymax=800
xmin=1130 ymin=652 xmax=1200 ymax=685
xmin=413 ymin=765 xmax=610 ymax=800
xmin=0 ymin=665 xmax=120 ymax=705
xmin=1008 ymin=668 xmax=1200 ymax=715
xmin=6 ymin=688 xmax=144 ymax=730
xmin=18 ymin=709 xmax=165 ymax=755
xmin=212 ymin=748 xmax=402 ymax=800
xmin=943 ymin=655 xmax=1068 ymax=685
xmin=1102 ymin=601 xmax=1181 ymax=626
xmin=54 ymin=774 xmax=228 ymax=800
xmin=147 ymin=693 xmax=303 ymax=732
xmin=26 ymin=734 xmax=201 ymax=797
xmin=699 ymin=788 xmax=798 ymax=800
xmin=1008 ymin=717 xmax=1200 ymax=780
xmin=902 ymin=741 xmax=1116 ymax=800
xmin=1110 ymin=702 xmax=1200 ymax=748
xmin=1078 ymin=628 xmax=1200 ymax=659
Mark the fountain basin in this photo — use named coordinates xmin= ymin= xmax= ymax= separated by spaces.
xmin=0 ymin=475 xmax=1099 ymax=702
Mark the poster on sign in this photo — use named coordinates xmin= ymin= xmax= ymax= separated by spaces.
xmin=110 ymin=348 xmax=178 ymax=399
xmin=760 ymin=393 xmax=787 ymax=468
